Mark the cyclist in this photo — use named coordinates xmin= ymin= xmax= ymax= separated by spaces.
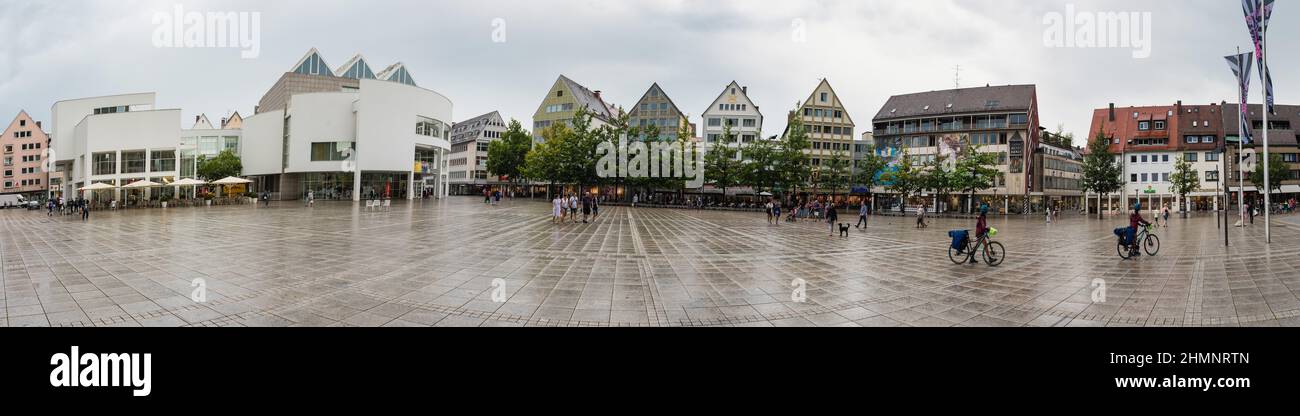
xmin=968 ymin=203 xmax=990 ymax=263
xmin=1127 ymin=203 xmax=1152 ymax=256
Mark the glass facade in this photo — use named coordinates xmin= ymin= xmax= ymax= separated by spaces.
xmin=360 ymin=172 xmax=408 ymax=200
xmin=300 ymin=172 xmax=354 ymax=200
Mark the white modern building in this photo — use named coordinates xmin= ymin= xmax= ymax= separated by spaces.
xmin=242 ymin=49 xmax=452 ymax=201
xmin=180 ymin=112 xmax=243 ymax=181
xmin=448 ymin=111 xmax=507 ymax=195
xmin=49 ymin=92 xmax=182 ymax=204
xmin=701 ymin=81 xmax=763 ymax=158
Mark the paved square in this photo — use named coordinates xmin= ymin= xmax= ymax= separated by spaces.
xmin=4 ymin=198 xmax=1300 ymax=327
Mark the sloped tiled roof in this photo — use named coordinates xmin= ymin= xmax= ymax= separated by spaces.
xmin=559 ymin=75 xmax=617 ymax=122
xmin=875 ymin=85 xmax=1036 ymax=121
xmin=450 ymin=111 xmax=503 ymax=145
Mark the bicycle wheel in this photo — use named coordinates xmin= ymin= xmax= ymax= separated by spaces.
xmin=1143 ymin=234 xmax=1160 ymax=257
xmin=948 ymin=245 xmax=968 ymax=265
xmin=1117 ymin=240 xmax=1132 ymax=259
xmin=983 ymin=241 xmax=1006 ymax=266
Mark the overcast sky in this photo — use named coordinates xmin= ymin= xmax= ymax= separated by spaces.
xmin=1 ymin=0 xmax=1295 ymax=146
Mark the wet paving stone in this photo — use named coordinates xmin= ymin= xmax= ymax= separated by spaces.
xmin=3 ymin=199 xmax=1300 ymax=327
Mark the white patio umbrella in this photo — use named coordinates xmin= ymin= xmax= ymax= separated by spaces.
xmin=209 ymin=176 xmax=252 ymax=185
xmin=122 ymin=179 xmax=162 ymax=188
xmin=210 ymin=176 xmax=253 ymax=198
xmin=171 ymin=178 xmax=207 ymax=200
xmin=78 ymin=183 xmax=116 ymax=191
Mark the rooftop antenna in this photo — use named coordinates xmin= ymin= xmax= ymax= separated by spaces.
xmin=953 ymin=64 xmax=961 ymax=89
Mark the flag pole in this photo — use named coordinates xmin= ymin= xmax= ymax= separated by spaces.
xmin=1262 ymin=30 xmax=1272 ymax=243
xmin=1237 ymin=47 xmax=1247 ymax=229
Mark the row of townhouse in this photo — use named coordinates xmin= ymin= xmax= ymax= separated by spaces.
xmin=1087 ymin=101 xmax=1300 ymax=213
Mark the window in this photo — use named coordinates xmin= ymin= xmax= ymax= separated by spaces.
xmin=92 ymin=152 xmax=116 ymax=175
xmin=1185 ymin=153 xmax=1197 ymax=162
xmin=1206 ymin=152 xmax=1220 ymax=162
xmin=1140 ymin=155 xmax=1148 ymax=163
xmin=310 ymin=141 xmax=355 ymax=161
xmin=121 ymin=151 xmax=146 ymax=174
xmin=1284 ymin=154 xmax=1300 ymax=163
xmin=1009 ymin=114 xmax=1028 ymax=125
xmin=742 ymin=118 xmax=756 ymax=128
xmin=1162 ymin=155 xmax=1169 ymax=163
xmin=477 ymin=142 xmax=490 ymax=152
xmin=1131 ymin=155 xmax=1137 ymax=163
xmin=1131 ymin=174 xmax=1138 ymax=182
xmin=556 ymin=90 xmax=563 ymax=97
xmin=820 ymin=92 xmax=828 ymax=102
xmin=1138 ymin=121 xmax=1150 ymax=131
xmin=1162 ymin=173 xmax=1170 ymax=182
xmin=1154 ymin=121 xmax=1165 ymax=130
xmin=1206 ymin=170 xmax=1219 ymax=182
xmin=416 ymin=116 xmax=445 ymax=138
xmin=223 ymin=137 xmax=239 ymax=153
xmin=1185 ymin=136 xmax=1199 ymax=144
xmin=1140 ymin=173 xmax=1148 ymax=182
xmin=150 ymin=150 xmax=176 ymax=172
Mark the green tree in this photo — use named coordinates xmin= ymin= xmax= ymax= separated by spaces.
xmin=1168 ymin=155 xmax=1201 ymax=218
xmin=1081 ymin=131 xmax=1124 ymax=219
xmin=953 ymin=144 xmax=1001 ymax=213
xmin=882 ymin=151 xmax=921 ymax=211
xmin=704 ymin=123 xmax=743 ymax=199
xmin=522 ymin=123 xmax=569 ymax=198
xmin=196 ymin=149 xmax=242 ymax=181
xmin=850 ymin=143 xmax=888 ymax=209
xmin=741 ymin=136 xmax=781 ymax=194
xmin=1250 ymin=152 xmax=1289 ymax=197
xmin=820 ymin=149 xmax=851 ymax=201
xmin=776 ymin=109 xmax=811 ymax=199
xmin=486 ymin=119 xmax=533 ymax=191
xmin=921 ymin=154 xmax=956 ymax=212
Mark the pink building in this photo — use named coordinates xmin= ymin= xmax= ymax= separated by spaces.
xmin=2 ymin=111 xmax=51 ymax=200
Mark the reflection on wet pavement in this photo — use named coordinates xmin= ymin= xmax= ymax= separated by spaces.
xmin=3 ymin=198 xmax=1300 ymax=327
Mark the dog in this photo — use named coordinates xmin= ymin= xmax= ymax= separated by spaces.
xmin=838 ymin=223 xmax=850 ymax=238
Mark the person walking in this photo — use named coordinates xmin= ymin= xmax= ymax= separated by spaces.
xmin=569 ymin=193 xmax=580 ymax=223
xmin=306 ymin=190 xmax=315 ymax=207
xmin=826 ymin=202 xmax=839 ymax=236
xmin=552 ymin=195 xmax=563 ymax=223
xmin=856 ymin=202 xmax=869 ymax=229
xmin=48 ymin=199 xmax=54 ymax=216
xmin=80 ymin=199 xmax=90 ymax=221
xmin=632 ymin=194 xmax=638 ymax=208
xmin=915 ymin=203 xmax=927 ymax=228
xmin=591 ymin=195 xmax=600 ymax=220
xmin=1161 ymin=205 xmax=1170 ymax=227
xmin=1046 ymin=205 xmax=1053 ymax=224
xmin=765 ymin=200 xmax=774 ymax=224
xmin=581 ymin=192 xmax=592 ymax=224
xmin=772 ymin=199 xmax=781 ymax=226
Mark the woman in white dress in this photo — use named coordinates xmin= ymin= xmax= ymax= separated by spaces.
xmin=553 ymin=195 xmax=563 ymax=223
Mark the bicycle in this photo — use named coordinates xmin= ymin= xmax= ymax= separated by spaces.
xmin=948 ymin=228 xmax=1005 ymax=267
xmin=1117 ymin=224 xmax=1160 ymax=259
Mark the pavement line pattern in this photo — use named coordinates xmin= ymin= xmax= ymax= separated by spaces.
xmin=4 ymin=199 xmax=1300 ymax=327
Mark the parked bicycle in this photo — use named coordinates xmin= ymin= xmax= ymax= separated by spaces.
xmin=1116 ymin=224 xmax=1160 ymax=259
xmin=948 ymin=228 xmax=1005 ymax=266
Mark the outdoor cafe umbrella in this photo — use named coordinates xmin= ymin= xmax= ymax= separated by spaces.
xmin=758 ymin=192 xmax=773 ymax=196
xmin=210 ymin=176 xmax=253 ymax=198
xmin=172 ymin=178 xmax=206 ymax=199
xmin=78 ymin=182 xmax=118 ymax=206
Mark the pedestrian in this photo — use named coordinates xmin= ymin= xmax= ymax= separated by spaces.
xmin=591 ymin=195 xmax=600 ymax=219
xmin=581 ymin=192 xmax=593 ymax=223
xmin=569 ymin=193 xmax=579 ymax=223
xmin=856 ymin=202 xmax=869 ymax=229
xmin=307 ymin=190 xmax=315 ymax=207
xmin=826 ymin=202 xmax=839 ymax=236
xmin=632 ymin=194 xmax=638 ymax=208
xmin=81 ymin=200 xmax=89 ymax=221
xmin=1161 ymin=205 xmax=1170 ymax=227
xmin=772 ymin=199 xmax=781 ymax=226
xmin=47 ymin=199 xmax=54 ymax=216
xmin=552 ymin=195 xmax=563 ymax=223
xmin=915 ymin=203 xmax=927 ymax=228
xmin=1046 ymin=206 xmax=1053 ymax=224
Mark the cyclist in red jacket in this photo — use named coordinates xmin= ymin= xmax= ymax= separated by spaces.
xmin=1128 ymin=203 xmax=1152 ymax=255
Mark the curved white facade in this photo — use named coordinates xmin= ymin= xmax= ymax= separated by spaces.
xmin=242 ymin=78 xmax=452 ymax=201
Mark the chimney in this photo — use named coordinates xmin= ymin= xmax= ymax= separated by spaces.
xmin=742 ymin=86 xmax=747 ymax=94
xmin=195 ymin=115 xmax=201 ymax=123
xmin=35 ymin=121 xmax=41 ymax=128
xmin=1176 ymin=100 xmax=1182 ymax=114
xmin=1108 ymin=103 xmax=1115 ymax=122
xmin=593 ymin=90 xmax=602 ymax=100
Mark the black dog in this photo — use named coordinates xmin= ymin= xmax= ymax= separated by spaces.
xmin=838 ymin=223 xmax=850 ymax=237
